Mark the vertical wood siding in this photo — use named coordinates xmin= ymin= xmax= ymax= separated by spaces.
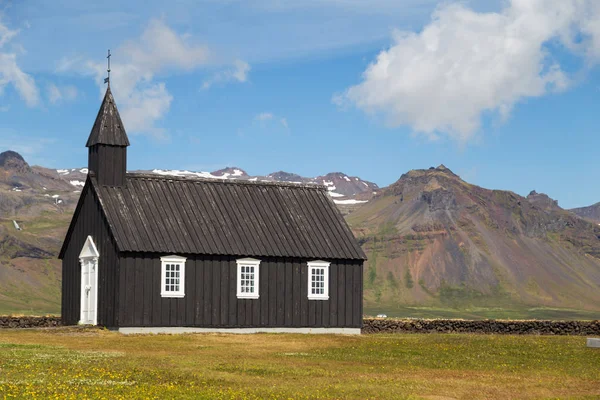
xmin=88 ymin=145 xmax=126 ymax=187
xmin=118 ymin=254 xmax=363 ymax=328
xmin=61 ymin=184 xmax=120 ymax=326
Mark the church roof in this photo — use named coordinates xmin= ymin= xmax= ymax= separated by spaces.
xmin=86 ymin=87 xmax=130 ymax=147
xmin=90 ymin=174 xmax=366 ymax=260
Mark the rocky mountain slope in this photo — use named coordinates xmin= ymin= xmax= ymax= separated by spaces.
xmin=149 ymin=167 xmax=378 ymax=214
xmin=0 ymin=151 xmax=78 ymax=314
xmin=348 ymin=165 xmax=600 ymax=312
xmin=0 ymin=151 xmax=377 ymax=313
xmin=2 ymin=150 xmax=600 ymax=316
xmin=570 ymin=202 xmax=600 ymax=224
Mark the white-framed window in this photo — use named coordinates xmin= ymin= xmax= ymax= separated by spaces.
xmin=308 ymin=260 xmax=330 ymax=300
xmin=236 ymin=258 xmax=260 ymax=299
xmin=160 ymin=255 xmax=186 ymax=298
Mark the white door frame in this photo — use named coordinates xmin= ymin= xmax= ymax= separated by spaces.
xmin=79 ymin=236 xmax=99 ymax=325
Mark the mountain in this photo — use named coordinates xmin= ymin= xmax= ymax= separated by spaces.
xmin=347 ymin=165 xmax=600 ymax=312
xmin=570 ymin=202 xmax=600 ymax=224
xmin=45 ymin=165 xmax=378 ymax=210
xmin=0 ymin=151 xmax=79 ymax=314
xmin=0 ymin=152 xmax=378 ymax=313
xmin=150 ymin=168 xmax=378 ymax=215
xmin=0 ymin=151 xmax=31 ymax=173
xmin=526 ymin=190 xmax=561 ymax=212
xmin=2 ymin=150 xmax=600 ymax=317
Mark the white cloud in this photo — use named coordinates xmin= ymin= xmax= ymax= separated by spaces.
xmin=120 ymin=19 xmax=210 ymax=72
xmin=47 ymin=84 xmax=61 ymax=104
xmin=71 ymin=19 xmax=249 ymax=139
xmin=202 ymin=59 xmax=251 ymax=89
xmin=253 ymin=112 xmax=290 ymax=132
xmin=47 ymin=83 xmax=78 ymax=104
xmin=74 ymin=19 xmax=238 ymax=140
xmin=255 ymin=112 xmax=274 ymax=121
xmin=336 ymin=0 xmax=600 ymax=143
xmin=0 ymin=18 xmax=40 ymax=107
xmin=55 ymin=55 xmax=84 ymax=73
xmin=119 ymin=82 xmax=173 ymax=141
xmin=252 ymin=0 xmax=439 ymax=12
xmin=0 ymin=21 xmax=18 ymax=47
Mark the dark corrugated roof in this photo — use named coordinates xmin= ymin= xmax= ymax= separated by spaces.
xmin=86 ymin=87 xmax=130 ymax=147
xmin=92 ymin=174 xmax=366 ymax=260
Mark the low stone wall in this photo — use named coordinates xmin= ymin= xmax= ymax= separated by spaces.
xmin=2 ymin=316 xmax=600 ymax=335
xmin=0 ymin=316 xmax=61 ymax=329
xmin=362 ymin=318 xmax=600 ymax=335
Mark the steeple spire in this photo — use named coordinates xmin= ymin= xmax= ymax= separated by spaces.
xmin=87 ymin=53 xmax=129 ymax=187
xmin=86 ymin=86 xmax=130 ymax=147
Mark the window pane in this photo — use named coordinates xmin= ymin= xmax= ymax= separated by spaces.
xmin=309 ymin=266 xmax=327 ymax=297
xmin=239 ymin=263 xmax=258 ymax=296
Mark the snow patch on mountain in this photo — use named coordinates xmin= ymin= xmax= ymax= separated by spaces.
xmin=333 ymin=199 xmax=368 ymax=205
xmin=52 ymin=164 xmax=378 ymax=212
xmin=152 ymin=169 xmax=224 ymax=180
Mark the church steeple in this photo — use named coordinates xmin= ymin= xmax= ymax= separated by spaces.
xmin=87 ymin=87 xmax=130 ymax=187
xmin=86 ymin=87 xmax=129 ymax=147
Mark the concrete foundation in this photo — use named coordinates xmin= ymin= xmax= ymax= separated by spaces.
xmin=118 ymin=327 xmax=361 ymax=335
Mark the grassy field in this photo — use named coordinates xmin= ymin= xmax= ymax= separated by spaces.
xmin=364 ymin=305 xmax=600 ymax=320
xmin=0 ymin=328 xmax=599 ymax=399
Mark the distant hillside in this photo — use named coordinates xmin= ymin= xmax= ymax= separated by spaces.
xmin=0 ymin=151 xmax=78 ymax=314
xmin=347 ymin=165 xmax=600 ymax=312
xmin=2 ymin=149 xmax=600 ymax=317
xmin=0 ymin=151 xmax=377 ymax=314
xmin=570 ymin=202 xmax=600 ymax=224
xmin=149 ymin=168 xmax=378 ymax=214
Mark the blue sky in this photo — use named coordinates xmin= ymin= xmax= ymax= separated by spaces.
xmin=1 ymin=0 xmax=599 ymax=209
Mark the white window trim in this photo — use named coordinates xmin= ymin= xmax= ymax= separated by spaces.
xmin=236 ymin=258 xmax=261 ymax=299
xmin=308 ymin=260 xmax=330 ymax=300
xmin=160 ymin=255 xmax=186 ymax=298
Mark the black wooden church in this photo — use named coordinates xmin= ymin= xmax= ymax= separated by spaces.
xmin=59 ymin=87 xmax=366 ymax=333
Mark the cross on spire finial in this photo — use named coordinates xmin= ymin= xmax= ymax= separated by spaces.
xmin=104 ymin=50 xmax=111 ymax=87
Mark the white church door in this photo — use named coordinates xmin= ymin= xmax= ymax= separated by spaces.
xmin=79 ymin=236 xmax=99 ymax=325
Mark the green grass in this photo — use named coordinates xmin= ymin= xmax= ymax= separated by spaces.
xmin=0 ymin=328 xmax=599 ymax=399
xmin=0 ymin=259 xmax=61 ymax=316
xmin=364 ymin=305 xmax=600 ymax=320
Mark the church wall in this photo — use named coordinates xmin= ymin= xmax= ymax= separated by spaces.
xmin=61 ymin=183 xmax=120 ymax=326
xmin=117 ymin=253 xmax=363 ymax=329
